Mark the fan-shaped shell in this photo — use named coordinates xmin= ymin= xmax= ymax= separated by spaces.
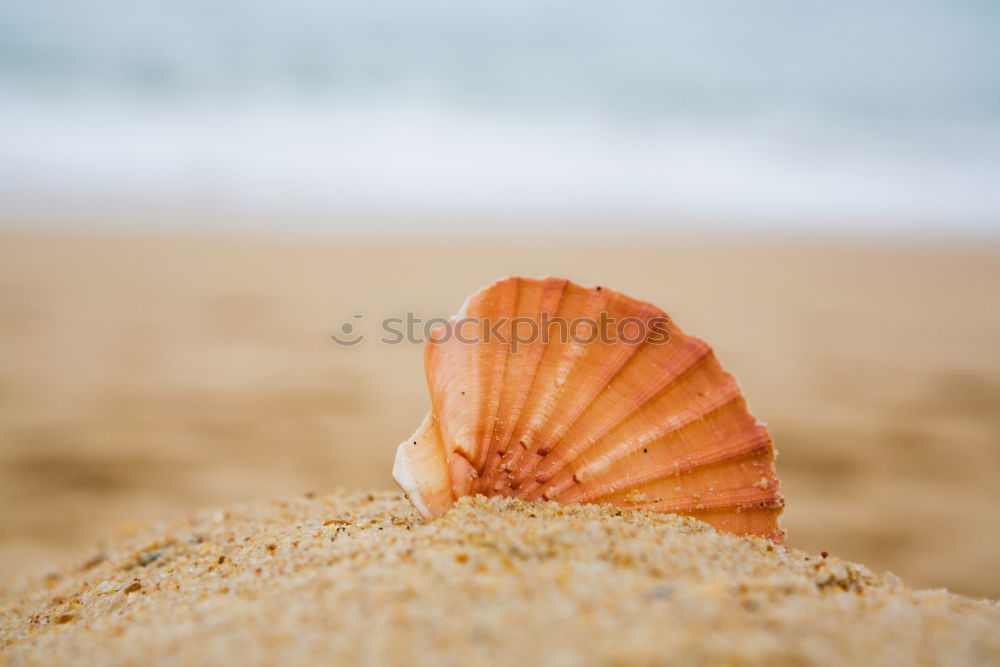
xmin=393 ymin=277 xmax=784 ymax=541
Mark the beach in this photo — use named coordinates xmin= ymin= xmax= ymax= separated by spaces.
xmin=2 ymin=492 xmax=998 ymax=665
xmin=0 ymin=230 xmax=998 ymax=602
xmin=2 ymin=1 xmax=998 ymax=661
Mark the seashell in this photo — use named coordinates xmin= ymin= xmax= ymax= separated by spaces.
xmin=393 ymin=277 xmax=784 ymax=542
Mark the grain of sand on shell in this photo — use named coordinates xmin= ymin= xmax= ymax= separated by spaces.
xmin=1 ymin=492 xmax=998 ymax=666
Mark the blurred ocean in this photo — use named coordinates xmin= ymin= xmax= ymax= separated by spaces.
xmin=1 ymin=0 xmax=999 ymax=237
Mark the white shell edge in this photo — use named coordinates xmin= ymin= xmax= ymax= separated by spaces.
xmin=392 ymin=432 xmax=433 ymax=518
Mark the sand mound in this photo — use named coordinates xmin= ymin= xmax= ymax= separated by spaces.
xmin=2 ymin=492 xmax=997 ymax=665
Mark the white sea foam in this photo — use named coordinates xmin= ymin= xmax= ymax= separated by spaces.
xmin=2 ymin=95 xmax=998 ymax=237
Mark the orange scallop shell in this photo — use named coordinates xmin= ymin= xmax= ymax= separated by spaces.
xmin=393 ymin=277 xmax=784 ymax=542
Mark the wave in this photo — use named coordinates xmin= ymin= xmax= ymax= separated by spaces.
xmin=2 ymin=0 xmax=999 ymax=236
xmin=1 ymin=94 xmax=998 ymax=237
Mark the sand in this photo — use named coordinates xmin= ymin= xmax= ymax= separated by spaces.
xmin=1 ymin=230 xmax=999 ymax=601
xmin=1 ymin=492 xmax=997 ymax=666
